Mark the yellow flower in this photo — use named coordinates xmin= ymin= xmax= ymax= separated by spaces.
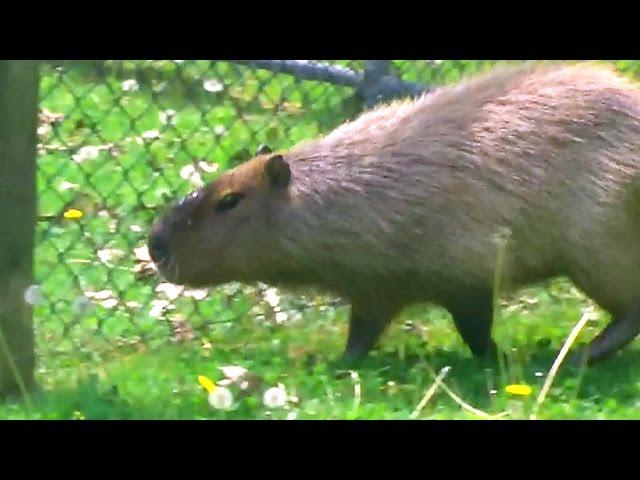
xmin=198 ymin=375 xmax=216 ymax=393
xmin=63 ymin=208 xmax=84 ymax=220
xmin=505 ymin=384 xmax=533 ymax=396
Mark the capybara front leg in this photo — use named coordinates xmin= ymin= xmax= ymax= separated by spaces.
xmin=342 ymin=300 xmax=399 ymax=362
xmin=445 ymin=290 xmax=498 ymax=360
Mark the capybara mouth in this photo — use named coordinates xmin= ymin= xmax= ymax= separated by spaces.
xmin=148 ymin=240 xmax=179 ymax=284
xmin=153 ymin=256 xmax=213 ymax=288
xmin=153 ymin=257 xmax=178 ymax=283
xmin=148 ymin=225 xmax=181 ymax=283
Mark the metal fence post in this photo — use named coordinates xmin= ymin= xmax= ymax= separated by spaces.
xmin=231 ymin=60 xmax=428 ymax=111
xmin=357 ymin=60 xmax=427 ymax=108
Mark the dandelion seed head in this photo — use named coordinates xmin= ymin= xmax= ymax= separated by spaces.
xmin=208 ymin=387 xmax=233 ymax=410
xmin=263 ymin=385 xmax=287 ymax=408
xmin=24 ymin=285 xmax=44 ymax=306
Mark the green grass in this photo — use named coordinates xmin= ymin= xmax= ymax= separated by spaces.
xmin=3 ymin=60 xmax=640 ymax=420
xmin=4 ymin=278 xmax=640 ymax=419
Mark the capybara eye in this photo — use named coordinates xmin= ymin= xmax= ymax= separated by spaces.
xmin=215 ymin=192 xmax=244 ymax=214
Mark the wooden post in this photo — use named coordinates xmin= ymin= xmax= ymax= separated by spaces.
xmin=0 ymin=61 xmax=40 ymax=397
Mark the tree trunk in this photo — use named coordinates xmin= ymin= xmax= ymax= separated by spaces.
xmin=0 ymin=61 xmax=40 ymax=397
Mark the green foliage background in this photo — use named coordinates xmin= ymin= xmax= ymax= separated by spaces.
xmin=7 ymin=60 xmax=640 ymax=419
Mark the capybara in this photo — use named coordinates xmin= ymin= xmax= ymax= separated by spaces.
xmin=149 ymin=62 xmax=640 ymax=365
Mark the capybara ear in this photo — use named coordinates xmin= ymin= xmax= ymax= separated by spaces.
xmin=264 ymin=154 xmax=291 ymax=190
xmin=256 ymin=144 xmax=272 ymax=155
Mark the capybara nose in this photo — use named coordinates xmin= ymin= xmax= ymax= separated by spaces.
xmin=148 ymin=231 xmax=170 ymax=264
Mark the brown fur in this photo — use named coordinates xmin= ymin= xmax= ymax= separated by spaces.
xmin=149 ymin=62 xmax=640 ymax=364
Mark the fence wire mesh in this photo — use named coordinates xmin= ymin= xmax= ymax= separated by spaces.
xmin=33 ymin=60 xmax=640 ymax=364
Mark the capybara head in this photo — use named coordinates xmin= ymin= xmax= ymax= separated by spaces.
xmin=148 ymin=151 xmax=292 ymax=287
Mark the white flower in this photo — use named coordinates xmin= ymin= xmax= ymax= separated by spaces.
xmin=179 ymin=164 xmax=204 ymax=187
xmin=133 ymin=245 xmax=151 ymax=261
xmin=219 ymin=365 xmax=248 ymax=381
xmin=198 ymin=161 xmax=218 ymax=173
xmin=264 ymin=288 xmax=281 ymax=308
xmin=213 ymin=125 xmax=227 ymax=136
xmin=97 ymin=248 xmax=125 ymax=264
xmin=149 ymin=299 xmax=171 ymax=318
xmin=141 ymin=130 xmax=161 ymax=140
xmin=38 ymin=124 xmax=52 ymax=137
xmin=159 ymin=109 xmax=177 ymax=125
xmin=99 ymin=298 xmax=118 ymax=309
xmin=155 ymin=282 xmax=185 ymax=301
xmin=208 ymin=387 xmax=234 ymax=410
xmin=84 ymin=289 xmax=114 ymax=300
xmin=183 ymin=289 xmax=208 ymax=300
xmin=58 ymin=181 xmax=79 ymax=192
xmin=24 ymin=285 xmax=44 ymax=306
xmin=72 ymin=145 xmax=100 ymax=163
xmin=275 ymin=311 xmax=289 ymax=324
xmin=263 ymin=385 xmax=287 ymax=408
xmin=122 ymin=79 xmax=139 ymax=92
xmin=203 ymin=79 xmax=224 ymax=93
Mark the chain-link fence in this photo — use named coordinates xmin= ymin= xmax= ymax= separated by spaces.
xmin=33 ymin=60 xmax=640 ymax=365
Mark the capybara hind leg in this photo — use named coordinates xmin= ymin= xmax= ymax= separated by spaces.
xmin=342 ymin=300 xmax=399 ymax=361
xmin=571 ymin=302 xmax=640 ymax=365
xmin=445 ymin=290 xmax=497 ymax=360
